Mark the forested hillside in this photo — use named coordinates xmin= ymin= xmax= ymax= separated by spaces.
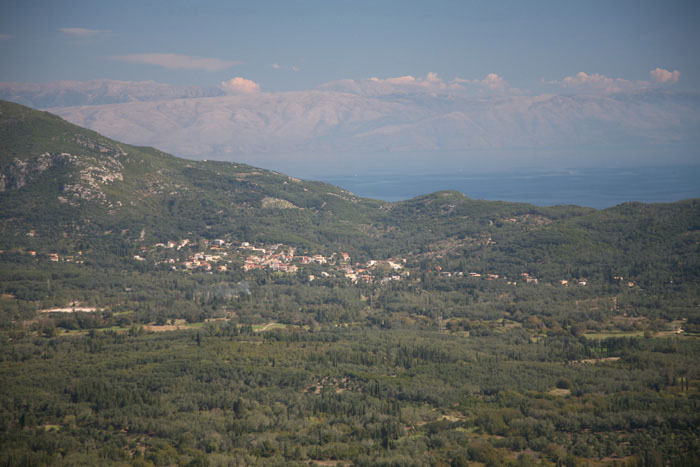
xmin=1 ymin=101 xmax=699 ymax=465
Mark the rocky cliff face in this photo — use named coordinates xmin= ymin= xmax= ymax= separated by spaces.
xmin=0 ymin=153 xmax=67 ymax=192
xmin=0 ymin=134 xmax=128 ymax=207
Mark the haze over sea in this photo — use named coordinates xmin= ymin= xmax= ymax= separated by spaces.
xmin=317 ymin=165 xmax=700 ymax=210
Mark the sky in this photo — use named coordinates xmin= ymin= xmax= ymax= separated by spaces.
xmin=1 ymin=0 xmax=698 ymax=92
xmin=0 ymin=0 xmax=699 ymax=177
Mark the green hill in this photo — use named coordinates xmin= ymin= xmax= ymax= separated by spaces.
xmin=0 ymin=100 xmax=389 ymax=250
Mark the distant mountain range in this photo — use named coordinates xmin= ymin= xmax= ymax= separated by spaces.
xmin=0 ymin=79 xmax=224 ymax=108
xmin=1 ymin=79 xmax=698 ymax=172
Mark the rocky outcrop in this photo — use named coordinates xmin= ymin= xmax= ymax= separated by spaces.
xmin=1 ymin=135 xmax=127 ymax=205
xmin=0 ymin=152 xmax=67 ymax=192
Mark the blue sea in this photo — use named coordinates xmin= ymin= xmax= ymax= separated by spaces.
xmin=316 ymin=165 xmax=700 ymax=209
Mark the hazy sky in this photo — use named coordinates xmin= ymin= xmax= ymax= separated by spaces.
xmin=1 ymin=0 xmax=698 ymax=93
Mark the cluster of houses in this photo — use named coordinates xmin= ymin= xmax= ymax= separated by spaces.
xmin=430 ymin=269 xmax=591 ymax=288
xmin=339 ymin=258 xmax=409 ymax=284
xmin=15 ymin=236 xmax=610 ymax=291
xmin=144 ymin=238 xmax=410 ymax=285
xmin=20 ymin=249 xmax=84 ymax=264
xmin=432 ymin=267 xmax=521 ymax=283
xmin=612 ymin=275 xmax=636 ymax=287
xmin=241 ymin=242 xmax=298 ymax=273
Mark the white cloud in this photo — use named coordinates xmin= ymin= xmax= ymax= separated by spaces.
xmin=560 ymin=72 xmax=656 ymax=93
xmin=60 ymin=27 xmax=110 ymax=38
xmin=548 ymin=69 xmax=681 ymax=93
xmin=565 ymin=72 xmax=624 ymax=90
xmin=221 ymin=77 xmax=260 ymax=94
xmin=480 ymin=73 xmax=505 ymax=90
xmin=650 ymin=67 xmax=680 ymax=84
xmin=369 ymin=73 xmax=454 ymax=90
xmin=371 ymin=75 xmax=417 ymax=85
xmin=271 ymin=63 xmax=300 ymax=72
xmin=453 ymin=73 xmax=518 ymax=94
xmin=547 ymin=71 xmax=651 ymax=93
xmin=111 ymin=53 xmax=238 ymax=72
xmin=321 ymin=72 xmax=512 ymax=96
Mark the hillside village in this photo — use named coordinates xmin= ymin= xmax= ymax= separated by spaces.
xmin=138 ymin=238 xmax=411 ymax=285
xmin=134 ymin=237 xmax=595 ymax=288
xmin=12 ymin=236 xmax=612 ymax=289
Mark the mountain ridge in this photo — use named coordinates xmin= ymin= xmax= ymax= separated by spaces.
xmin=45 ymin=89 xmax=700 ymax=163
xmin=0 ymin=80 xmax=695 ymax=172
xmin=0 ymin=79 xmax=224 ymax=108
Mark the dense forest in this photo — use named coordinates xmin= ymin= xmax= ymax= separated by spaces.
xmin=1 ymin=100 xmax=699 ymax=465
xmin=1 ymin=326 xmax=699 ymax=466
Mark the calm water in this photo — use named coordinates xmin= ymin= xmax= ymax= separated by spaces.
xmin=316 ymin=166 xmax=700 ymax=209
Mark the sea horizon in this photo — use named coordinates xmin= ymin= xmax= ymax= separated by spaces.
xmin=314 ymin=164 xmax=700 ymax=210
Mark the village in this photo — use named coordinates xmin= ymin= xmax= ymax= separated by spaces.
xmin=12 ymin=235 xmax=622 ymax=290
xmin=140 ymin=238 xmax=411 ymax=285
xmin=133 ymin=238 xmax=605 ymax=289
